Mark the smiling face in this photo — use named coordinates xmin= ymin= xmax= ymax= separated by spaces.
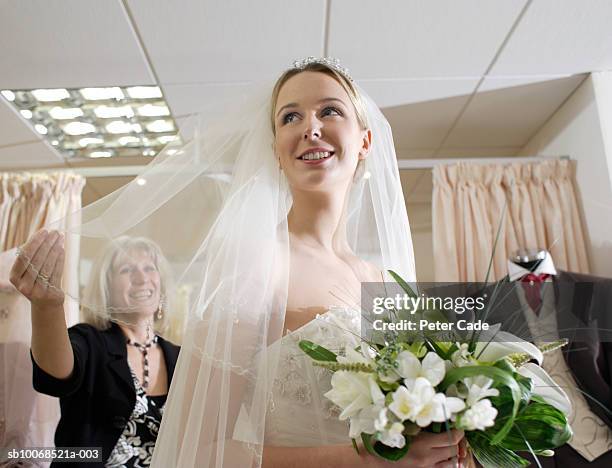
xmin=273 ymin=71 xmax=371 ymax=192
xmin=108 ymin=248 xmax=161 ymax=318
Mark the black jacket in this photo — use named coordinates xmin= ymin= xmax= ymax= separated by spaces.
xmin=31 ymin=322 xmax=180 ymax=467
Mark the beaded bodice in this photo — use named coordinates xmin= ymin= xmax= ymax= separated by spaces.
xmin=264 ymin=307 xmax=361 ymax=446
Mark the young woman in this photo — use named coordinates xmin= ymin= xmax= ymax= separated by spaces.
xmin=150 ymin=59 xmax=468 ymax=467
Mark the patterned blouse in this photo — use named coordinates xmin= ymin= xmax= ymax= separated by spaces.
xmin=105 ymin=368 xmax=167 ymax=467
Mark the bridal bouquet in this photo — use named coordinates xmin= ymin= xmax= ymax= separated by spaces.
xmin=299 ymin=272 xmax=573 ymax=467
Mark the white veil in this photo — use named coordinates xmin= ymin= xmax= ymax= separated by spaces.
xmin=35 ymin=60 xmax=416 ymax=467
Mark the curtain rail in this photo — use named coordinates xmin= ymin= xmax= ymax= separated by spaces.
xmin=5 ymin=155 xmax=570 ymax=177
xmin=397 ymin=155 xmax=569 ymax=170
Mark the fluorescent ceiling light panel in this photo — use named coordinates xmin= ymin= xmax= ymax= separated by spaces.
xmin=158 ymin=135 xmax=178 ymax=144
xmin=1 ymin=90 xmax=15 ymax=101
xmin=79 ymin=137 xmax=104 ymax=147
xmin=64 ymin=122 xmax=97 ymax=135
xmin=80 ymin=87 xmax=124 ymax=100
xmin=90 ymin=151 xmax=113 ymax=158
xmin=3 ymin=85 xmax=180 ymax=159
xmin=147 ymin=120 xmax=174 ymax=133
xmin=49 ymin=107 xmax=84 ymax=120
xmin=137 ymin=104 xmax=170 ymax=117
xmin=31 ymin=88 xmax=70 ymax=101
xmin=94 ymin=105 xmax=135 ymax=119
xmin=127 ymin=86 xmax=162 ymax=99
xmin=119 ymin=136 xmax=141 ymax=145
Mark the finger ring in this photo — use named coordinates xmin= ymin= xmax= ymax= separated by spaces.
xmin=37 ymin=273 xmax=50 ymax=282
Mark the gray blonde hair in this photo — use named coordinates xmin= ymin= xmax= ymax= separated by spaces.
xmin=81 ymin=236 xmax=173 ymax=334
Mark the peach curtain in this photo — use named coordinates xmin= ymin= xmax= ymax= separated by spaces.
xmin=0 ymin=172 xmax=85 ymax=464
xmin=432 ymin=159 xmax=590 ymax=282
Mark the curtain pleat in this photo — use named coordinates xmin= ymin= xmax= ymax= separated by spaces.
xmin=0 ymin=172 xmax=85 ymax=464
xmin=432 ymin=160 xmax=590 ymax=282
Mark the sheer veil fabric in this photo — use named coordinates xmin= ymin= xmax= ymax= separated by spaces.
xmin=41 ymin=66 xmax=416 ymax=467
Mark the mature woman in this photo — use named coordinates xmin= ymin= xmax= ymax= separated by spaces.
xmin=9 ymin=234 xmax=180 ymax=467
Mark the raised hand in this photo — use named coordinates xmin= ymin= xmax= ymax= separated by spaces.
xmin=10 ymin=229 xmax=65 ymax=309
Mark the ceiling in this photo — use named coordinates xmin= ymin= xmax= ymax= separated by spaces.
xmin=1 ymin=0 xmax=611 ymax=206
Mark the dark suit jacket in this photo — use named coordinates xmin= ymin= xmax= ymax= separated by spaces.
xmin=31 ymin=322 xmax=180 ymax=467
xmin=484 ymin=271 xmax=612 ymax=466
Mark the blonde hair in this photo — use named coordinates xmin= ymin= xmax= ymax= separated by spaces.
xmin=81 ymin=236 xmax=173 ymax=334
xmin=270 ymin=62 xmax=369 ymax=134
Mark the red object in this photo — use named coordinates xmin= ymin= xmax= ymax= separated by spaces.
xmin=520 ymin=273 xmax=551 ymax=313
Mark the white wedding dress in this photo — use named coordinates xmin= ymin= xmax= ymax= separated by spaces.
xmin=263 ymin=306 xmax=362 ymax=447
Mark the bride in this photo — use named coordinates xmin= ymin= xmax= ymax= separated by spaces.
xmin=150 ymin=58 xmax=468 ymax=467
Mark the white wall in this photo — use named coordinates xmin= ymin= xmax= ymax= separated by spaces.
xmin=592 ymin=72 xmax=612 ymax=194
xmin=519 ymin=74 xmax=612 ymax=277
xmin=406 ymin=201 xmax=434 ymax=282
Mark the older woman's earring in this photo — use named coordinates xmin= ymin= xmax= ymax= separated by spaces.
xmin=156 ymin=302 xmax=163 ymax=320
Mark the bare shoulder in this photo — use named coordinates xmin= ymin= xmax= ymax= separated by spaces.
xmin=358 ymin=258 xmax=384 ymax=282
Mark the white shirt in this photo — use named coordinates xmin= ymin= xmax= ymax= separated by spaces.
xmin=507 ymin=251 xmax=557 ymax=282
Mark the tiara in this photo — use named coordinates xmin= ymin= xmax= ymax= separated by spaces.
xmin=292 ymin=56 xmax=354 ymax=82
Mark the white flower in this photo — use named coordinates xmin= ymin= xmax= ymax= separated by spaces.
xmin=517 ymin=363 xmax=572 ymax=414
xmin=463 ymin=376 xmax=499 ymax=407
xmin=414 ymin=393 xmax=448 ymax=427
xmin=451 ymin=343 xmax=472 ymax=367
xmin=389 ymin=383 xmax=422 ymax=421
xmin=374 ymin=407 xmax=389 ymax=432
xmin=373 ymin=408 xmax=407 ymax=449
xmin=378 ymin=422 xmax=406 ymax=448
xmin=474 ymin=328 xmax=543 ymax=365
xmin=458 ymin=399 xmax=498 ymax=431
xmin=325 ymin=372 xmax=384 ymax=420
xmin=349 ymin=404 xmax=381 ymax=438
xmin=390 ymin=377 xmax=465 ymax=427
xmin=397 ymin=351 xmax=446 ymax=387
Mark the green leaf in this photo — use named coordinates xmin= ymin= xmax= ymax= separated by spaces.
xmin=298 ymin=340 xmax=337 ymax=362
xmin=492 ymin=358 xmax=516 ymax=374
xmin=388 ymin=270 xmax=417 ymax=297
xmin=424 ymin=339 xmax=460 ymax=361
xmin=490 ymin=369 xmax=533 ymax=417
xmin=361 ymin=433 xmax=377 ymax=458
xmin=439 ymin=365 xmax=521 ymax=445
xmin=497 ymin=402 xmax=573 ymax=451
xmin=361 ymin=433 xmax=410 ymax=461
xmin=351 ymin=438 xmax=360 ymax=454
xmin=468 ymin=431 xmax=530 ymax=468
xmin=378 ymin=379 xmax=400 ymax=392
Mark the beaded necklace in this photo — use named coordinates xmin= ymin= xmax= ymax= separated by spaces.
xmin=126 ymin=324 xmax=158 ymax=389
